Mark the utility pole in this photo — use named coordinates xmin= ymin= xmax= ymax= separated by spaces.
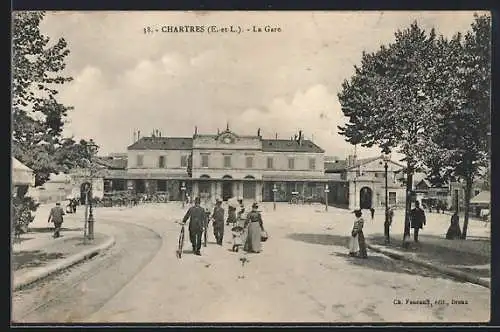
xmin=324 ymin=184 xmax=329 ymax=211
xmin=272 ymin=183 xmax=277 ymax=211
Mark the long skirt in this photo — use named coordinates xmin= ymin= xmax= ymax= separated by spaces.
xmin=348 ymin=234 xmax=359 ymax=255
xmin=357 ymin=231 xmax=368 ymax=258
xmin=244 ymin=222 xmax=262 ymax=253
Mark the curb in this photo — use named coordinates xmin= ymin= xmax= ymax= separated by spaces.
xmin=13 ymin=235 xmax=116 ymax=292
xmin=367 ymin=244 xmax=491 ymax=289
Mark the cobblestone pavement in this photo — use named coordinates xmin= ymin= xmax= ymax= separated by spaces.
xmin=13 ymin=203 xmax=490 ymax=323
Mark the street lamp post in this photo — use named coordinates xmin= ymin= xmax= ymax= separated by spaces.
xmin=181 ymin=182 xmax=186 ymax=208
xmin=83 ymin=140 xmax=99 ymax=242
xmin=324 ymin=184 xmax=330 ymax=211
xmin=272 ymin=184 xmax=277 ymax=211
xmin=382 ymin=153 xmax=391 ymax=244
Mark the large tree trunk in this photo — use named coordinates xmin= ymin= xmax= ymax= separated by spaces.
xmin=461 ymin=176 xmax=473 ymax=239
xmin=402 ymin=166 xmax=414 ymax=247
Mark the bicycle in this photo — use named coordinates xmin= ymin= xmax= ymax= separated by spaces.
xmin=175 ymin=221 xmax=186 ymax=259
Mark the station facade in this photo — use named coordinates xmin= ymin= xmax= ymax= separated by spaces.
xmin=123 ymin=127 xmax=329 ymax=203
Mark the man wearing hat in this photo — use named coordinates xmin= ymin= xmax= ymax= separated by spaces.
xmin=48 ymin=202 xmax=65 ymax=238
xmin=182 ymin=197 xmax=206 ymax=255
xmin=211 ymin=198 xmax=225 ymax=245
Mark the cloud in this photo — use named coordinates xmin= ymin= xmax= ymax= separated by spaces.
xmin=43 ymin=11 xmax=482 ymax=160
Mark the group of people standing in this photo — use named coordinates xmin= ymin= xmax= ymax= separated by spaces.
xmin=181 ymin=197 xmax=266 ymax=256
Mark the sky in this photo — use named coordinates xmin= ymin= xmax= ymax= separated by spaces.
xmin=37 ymin=10 xmax=485 ymax=160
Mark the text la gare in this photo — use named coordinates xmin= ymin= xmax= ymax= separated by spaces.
xmin=253 ymin=25 xmax=282 ymax=32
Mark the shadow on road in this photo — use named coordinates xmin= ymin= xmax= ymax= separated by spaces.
xmin=28 ymin=227 xmax=84 ymax=233
xmin=370 ymin=235 xmax=490 ymax=265
xmin=369 ymin=234 xmax=490 ymax=278
xmin=12 ymin=250 xmax=65 ymax=271
xmin=287 ymin=233 xmax=350 ymax=247
xmin=289 ymin=232 xmax=468 ymax=282
xmin=330 ymin=252 xmax=463 ymax=282
xmin=12 ymin=237 xmax=35 ymax=244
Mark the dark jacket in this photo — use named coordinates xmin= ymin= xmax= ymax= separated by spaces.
xmin=410 ymin=207 xmax=426 ymax=229
xmin=212 ymin=206 xmax=225 ymax=225
xmin=182 ymin=205 xmax=206 ymax=232
xmin=49 ymin=206 xmax=65 ymax=224
xmin=226 ymin=206 xmax=237 ymax=223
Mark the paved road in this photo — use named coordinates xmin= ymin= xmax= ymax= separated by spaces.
xmin=12 ymin=218 xmax=162 ymax=323
xmin=12 ymin=203 xmax=490 ymax=323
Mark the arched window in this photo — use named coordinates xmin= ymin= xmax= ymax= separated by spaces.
xmin=222 ymin=175 xmax=233 ymax=180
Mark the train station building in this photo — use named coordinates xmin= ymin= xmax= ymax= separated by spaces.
xmin=62 ymin=126 xmax=408 ymax=210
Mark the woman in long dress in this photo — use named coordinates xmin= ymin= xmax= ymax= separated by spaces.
xmin=446 ymin=212 xmax=462 ymax=239
xmin=244 ymin=202 xmax=264 ymax=253
xmin=351 ymin=209 xmax=368 ymax=258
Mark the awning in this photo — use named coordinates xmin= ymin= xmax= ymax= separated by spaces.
xmin=470 ymin=191 xmax=490 ymax=205
xmin=12 ymin=158 xmax=35 ymax=186
xmin=262 ymin=175 xmax=330 ymax=182
xmin=124 ymin=172 xmax=190 ymax=180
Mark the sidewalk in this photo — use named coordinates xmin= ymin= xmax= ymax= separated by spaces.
xmin=366 ymin=233 xmax=490 ymax=288
xmin=12 ymin=206 xmax=115 ymax=291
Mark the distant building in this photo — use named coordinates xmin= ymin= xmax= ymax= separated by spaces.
xmin=450 ymin=179 xmax=488 ymax=215
xmin=60 ymin=129 xmax=430 ymax=211
xmin=414 ymin=179 xmax=451 ymax=209
xmin=125 ymin=127 xmax=328 ymax=202
xmin=12 ymin=157 xmax=34 ymax=198
xmin=325 ymin=155 xmax=406 ymax=210
xmin=29 ymin=173 xmax=72 ymax=204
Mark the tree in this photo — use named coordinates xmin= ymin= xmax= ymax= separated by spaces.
xmin=338 ymin=22 xmax=443 ymax=244
xmin=12 ymin=11 xmax=74 ymax=187
xmin=12 ymin=12 xmax=101 ymax=234
xmin=426 ymin=14 xmax=491 ymax=239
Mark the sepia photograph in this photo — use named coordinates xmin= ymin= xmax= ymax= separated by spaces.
xmin=11 ymin=10 xmax=491 ymax=324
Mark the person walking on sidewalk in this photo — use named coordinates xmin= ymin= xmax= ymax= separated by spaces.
xmin=182 ymin=197 xmax=205 ymax=256
xmin=351 ymin=209 xmax=368 ymax=258
xmin=48 ymin=202 xmax=65 ymax=238
xmin=212 ymin=198 xmax=225 ymax=245
xmin=410 ymin=200 xmax=426 ymax=243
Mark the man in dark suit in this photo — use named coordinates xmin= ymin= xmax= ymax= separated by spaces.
xmin=410 ymin=200 xmax=426 ymax=243
xmin=48 ymin=202 xmax=65 ymax=238
xmin=211 ymin=198 xmax=225 ymax=245
xmin=182 ymin=197 xmax=206 ymax=256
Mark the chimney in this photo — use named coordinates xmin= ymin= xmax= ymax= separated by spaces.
xmin=298 ymin=130 xmax=303 ymax=145
xmin=138 ymin=130 xmax=141 ymax=140
xmin=257 ymin=128 xmax=261 ymax=137
xmin=275 ymin=133 xmax=278 ymax=140
xmin=194 ymin=126 xmax=198 ymax=136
